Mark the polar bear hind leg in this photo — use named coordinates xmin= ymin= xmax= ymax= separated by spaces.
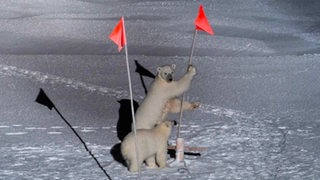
xmin=155 ymin=151 xmax=167 ymax=168
xmin=145 ymin=156 xmax=157 ymax=168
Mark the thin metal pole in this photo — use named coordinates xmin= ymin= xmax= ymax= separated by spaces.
xmin=176 ymin=29 xmax=198 ymax=139
xmin=123 ymin=18 xmax=141 ymax=177
xmin=188 ymin=29 xmax=198 ymax=65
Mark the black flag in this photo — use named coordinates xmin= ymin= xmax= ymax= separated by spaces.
xmin=35 ymin=88 xmax=55 ymax=110
xmin=135 ymin=60 xmax=155 ymax=78
xmin=34 ymin=88 xmax=111 ymax=179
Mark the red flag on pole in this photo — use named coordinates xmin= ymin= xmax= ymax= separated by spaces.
xmin=109 ymin=16 xmax=127 ymax=52
xmin=194 ymin=4 xmax=214 ymax=35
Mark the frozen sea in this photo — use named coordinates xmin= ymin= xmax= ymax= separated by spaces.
xmin=0 ymin=0 xmax=320 ymax=179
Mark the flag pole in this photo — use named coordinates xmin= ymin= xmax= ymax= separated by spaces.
xmin=176 ymin=29 xmax=197 ymax=139
xmin=188 ymin=29 xmax=198 ymax=65
xmin=122 ymin=18 xmax=141 ymax=177
xmin=175 ymin=4 xmax=213 ymax=163
xmin=174 ymin=29 xmax=197 ymax=164
xmin=173 ymin=4 xmax=213 ymax=167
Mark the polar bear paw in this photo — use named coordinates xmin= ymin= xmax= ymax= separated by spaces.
xmin=146 ymin=157 xmax=158 ymax=168
xmin=191 ymin=102 xmax=200 ymax=109
xmin=187 ymin=65 xmax=196 ymax=76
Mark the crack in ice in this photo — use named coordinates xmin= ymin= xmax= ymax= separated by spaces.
xmin=0 ymin=64 xmax=130 ymax=99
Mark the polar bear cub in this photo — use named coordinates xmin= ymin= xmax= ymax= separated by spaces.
xmin=134 ymin=64 xmax=197 ymax=130
xmin=121 ymin=120 xmax=174 ymax=172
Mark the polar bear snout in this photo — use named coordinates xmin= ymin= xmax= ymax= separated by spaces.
xmin=166 ymin=74 xmax=173 ymax=82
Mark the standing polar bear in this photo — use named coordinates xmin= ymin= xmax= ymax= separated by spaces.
xmin=121 ymin=120 xmax=175 ymax=172
xmin=134 ymin=64 xmax=198 ymax=130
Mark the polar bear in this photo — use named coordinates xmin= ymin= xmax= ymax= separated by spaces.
xmin=134 ymin=64 xmax=197 ymax=130
xmin=121 ymin=120 xmax=175 ymax=172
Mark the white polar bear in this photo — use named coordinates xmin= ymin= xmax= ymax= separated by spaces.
xmin=134 ymin=64 xmax=197 ymax=130
xmin=121 ymin=120 xmax=174 ymax=172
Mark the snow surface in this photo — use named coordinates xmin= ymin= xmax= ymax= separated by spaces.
xmin=0 ymin=0 xmax=320 ymax=179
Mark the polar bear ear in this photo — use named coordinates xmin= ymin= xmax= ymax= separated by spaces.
xmin=171 ymin=64 xmax=176 ymax=70
xmin=157 ymin=67 xmax=162 ymax=73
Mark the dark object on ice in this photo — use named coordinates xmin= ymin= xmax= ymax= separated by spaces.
xmin=35 ymin=88 xmax=55 ymax=110
xmin=35 ymin=88 xmax=112 ymax=180
xmin=134 ymin=60 xmax=155 ymax=95
xmin=113 ymin=99 xmax=139 ymax=168
xmin=117 ymin=99 xmax=139 ymax=141
xmin=110 ymin=143 xmax=127 ymax=167
xmin=167 ymin=145 xmax=204 ymax=158
xmin=168 ymin=149 xmax=201 ymax=158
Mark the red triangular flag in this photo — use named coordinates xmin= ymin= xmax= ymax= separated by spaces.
xmin=109 ymin=17 xmax=127 ymax=52
xmin=194 ymin=4 xmax=214 ymax=35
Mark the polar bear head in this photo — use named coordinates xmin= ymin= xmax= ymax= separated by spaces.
xmin=156 ymin=64 xmax=176 ymax=83
xmin=155 ymin=120 xmax=177 ymax=137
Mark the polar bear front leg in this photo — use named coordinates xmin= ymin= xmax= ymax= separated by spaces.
xmin=128 ymin=158 xmax=139 ymax=172
xmin=166 ymin=65 xmax=196 ymax=97
xmin=166 ymin=98 xmax=200 ymax=113
xmin=145 ymin=155 xmax=157 ymax=168
xmin=155 ymin=151 xmax=167 ymax=168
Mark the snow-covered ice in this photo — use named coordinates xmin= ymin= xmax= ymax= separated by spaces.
xmin=0 ymin=0 xmax=320 ymax=179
